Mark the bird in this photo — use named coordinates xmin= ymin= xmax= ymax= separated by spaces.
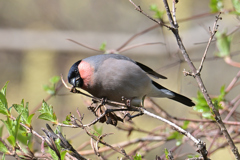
xmin=68 ymin=54 xmax=194 ymax=107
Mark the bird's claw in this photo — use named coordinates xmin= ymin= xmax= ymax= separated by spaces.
xmin=121 ymin=96 xmax=132 ymax=107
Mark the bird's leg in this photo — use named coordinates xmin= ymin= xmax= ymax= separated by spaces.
xmin=100 ymin=97 xmax=108 ymax=105
xmin=121 ymin=96 xmax=135 ymax=107
xmin=124 ymin=111 xmax=144 ymax=120
xmin=141 ymin=95 xmax=146 ymax=108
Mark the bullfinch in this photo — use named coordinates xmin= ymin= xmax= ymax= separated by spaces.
xmin=68 ymin=54 xmax=194 ymax=107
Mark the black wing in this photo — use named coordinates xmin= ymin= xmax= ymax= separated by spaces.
xmin=136 ymin=62 xmax=167 ymax=79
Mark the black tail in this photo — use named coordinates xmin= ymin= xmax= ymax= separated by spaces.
xmin=152 ymin=81 xmax=195 ymax=107
xmin=169 ymin=92 xmax=195 ymax=107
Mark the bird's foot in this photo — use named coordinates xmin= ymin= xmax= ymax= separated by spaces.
xmin=121 ymin=96 xmax=134 ymax=107
xmin=100 ymin=97 xmax=108 ymax=106
xmin=124 ymin=111 xmax=143 ymax=120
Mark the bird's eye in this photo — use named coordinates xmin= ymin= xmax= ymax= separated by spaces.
xmin=75 ymin=70 xmax=78 ymax=73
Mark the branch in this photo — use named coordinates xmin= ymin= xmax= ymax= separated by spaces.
xmin=67 ymin=39 xmax=102 ymax=53
xmin=195 ymin=14 xmax=220 ymax=75
xmin=116 ymin=25 xmax=159 ymax=51
xmin=128 ymin=0 xmax=240 ymax=159
xmin=225 ymin=70 xmax=240 ymax=93
xmin=119 ymin=42 xmax=165 ymax=53
xmin=160 ymin=1 xmax=240 ymax=159
xmin=128 ymin=0 xmax=172 ymax=29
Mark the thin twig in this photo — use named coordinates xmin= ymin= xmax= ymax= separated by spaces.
xmin=119 ymin=42 xmax=165 ymax=53
xmin=226 ymin=70 xmax=240 ymax=93
xmin=116 ymin=25 xmax=159 ymax=51
xmin=195 ymin=13 xmax=221 ymax=75
xmin=128 ymin=0 xmax=172 ymax=29
xmin=67 ymin=39 xmax=102 ymax=53
xmin=172 ymin=0 xmax=177 ymax=26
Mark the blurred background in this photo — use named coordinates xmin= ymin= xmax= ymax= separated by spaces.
xmin=0 ymin=0 xmax=239 ymax=159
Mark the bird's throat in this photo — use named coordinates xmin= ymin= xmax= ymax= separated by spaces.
xmin=78 ymin=60 xmax=94 ymax=90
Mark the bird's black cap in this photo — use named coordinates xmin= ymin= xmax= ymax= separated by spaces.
xmin=68 ymin=60 xmax=83 ymax=88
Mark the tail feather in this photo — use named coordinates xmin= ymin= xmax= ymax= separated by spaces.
xmin=152 ymin=81 xmax=195 ymax=107
xmin=169 ymin=93 xmax=195 ymax=107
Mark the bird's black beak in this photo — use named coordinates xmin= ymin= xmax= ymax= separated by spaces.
xmin=69 ymin=77 xmax=82 ymax=88
xmin=70 ymin=77 xmax=77 ymax=87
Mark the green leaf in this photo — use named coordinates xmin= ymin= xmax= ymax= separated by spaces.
xmin=150 ymin=4 xmax=165 ymax=19
xmin=93 ymin=125 xmax=103 ymax=135
xmin=99 ymin=42 xmax=106 ymax=51
xmin=220 ymin=85 xmax=225 ymax=94
xmin=1 ymin=82 xmax=9 ymax=96
xmin=13 ymin=100 xmax=32 ymax=126
xmin=193 ymin=105 xmax=210 ymax=113
xmin=188 ymin=154 xmax=200 ymax=158
xmin=0 ymin=141 xmax=8 ymax=154
xmin=43 ymin=85 xmax=55 ymax=95
xmin=232 ymin=0 xmax=240 ymax=15
xmin=0 ymin=92 xmax=9 ymax=116
xmin=182 ymin=121 xmax=190 ymax=130
xmin=216 ymin=31 xmax=232 ymax=57
xmin=38 ymin=100 xmax=57 ymax=123
xmin=60 ymin=150 xmax=67 ymax=160
xmin=48 ymin=147 xmax=59 ymax=160
xmin=14 ymin=114 xmax=21 ymax=141
xmin=38 ymin=113 xmax=56 ymax=122
xmin=1 ymin=118 xmax=13 ymax=136
xmin=55 ymin=138 xmax=61 ymax=150
xmin=133 ymin=153 xmax=142 ymax=160
xmin=43 ymin=76 xmax=60 ymax=95
xmin=167 ymin=131 xmax=178 ymax=140
xmin=0 ymin=125 xmax=3 ymax=137
xmin=7 ymin=135 xmax=16 ymax=147
xmin=1 ymin=153 xmax=5 ymax=160
xmin=176 ymin=140 xmax=182 ymax=146
xmin=202 ymin=112 xmax=214 ymax=120
xmin=27 ymin=114 xmax=35 ymax=125
xmin=50 ymin=76 xmax=60 ymax=84
xmin=17 ymin=130 xmax=32 ymax=145
xmin=194 ymin=86 xmax=225 ymax=120
xmin=209 ymin=0 xmax=223 ymax=12
xmin=62 ymin=114 xmax=71 ymax=125
xmin=164 ymin=148 xmax=169 ymax=159
xmin=2 ymin=115 xmax=23 ymax=147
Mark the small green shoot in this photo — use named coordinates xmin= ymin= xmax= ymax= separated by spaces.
xmin=93 ymin=125 xmax=103 ymax=136
xmin=134 ymin=153 xmax=142 ymax=160
xmin=0 ymin=82 xmax=9 ymax=116
xmin=216 ymin=31 xmax=232 ymax=58
xmin=193 ymin=86 xmax=225 ymax=119
xmin=100 ymin=42 xmax=107 ymax=52
xmin=13 ymin=99 xmax=34 ymax=127
xmin=43 ymin=76 xmax=60 ymax=95
xmin=38 ymin=100 xmax=57 ymax=124
xmin=209 ymin=0 xmax=223 ymax=13
xmin=167 ymin=121 xmax=189 ymax=146
xmin=231 ymin=0 xmax=240 ymax=15
xmin=150 ymin=4 xmax=165 ymax=19
xmin=164 ymin=148 xmax=169 ymax=159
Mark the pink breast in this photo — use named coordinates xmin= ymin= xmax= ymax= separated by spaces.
xmin=78 ymin=60 xmax=94 ymax=90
